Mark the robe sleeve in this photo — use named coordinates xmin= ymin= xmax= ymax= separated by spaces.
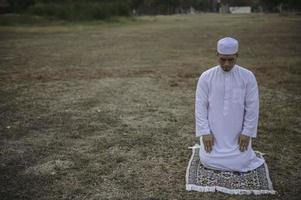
xmin=242 ymin=73 xmax=259 ymax=138
xmin=195 ymin=72 xmax=211 ymax=137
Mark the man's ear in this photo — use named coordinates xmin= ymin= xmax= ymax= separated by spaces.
xmin=216 ymin=52 xmax=219 ymax=56
xmin=235 ymin=53 xmax=239 ymax=58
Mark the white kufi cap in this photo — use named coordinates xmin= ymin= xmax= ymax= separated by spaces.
xmin=217 ymin=37 xmax=239 ymax=55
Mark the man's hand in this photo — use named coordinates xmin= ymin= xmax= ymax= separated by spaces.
xmin=202 ymin=134 xmax=214 ymax=153
xmin=238 ymin=134 xmax=250 ymax=152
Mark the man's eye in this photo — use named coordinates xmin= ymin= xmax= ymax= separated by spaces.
xmin=221 ymin=58 xmax=234 ymax=62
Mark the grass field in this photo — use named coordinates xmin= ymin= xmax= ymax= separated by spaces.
xmin=0 ymin=13 xmax=300 ymax=200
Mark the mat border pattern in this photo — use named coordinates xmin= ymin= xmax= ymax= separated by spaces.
xmin=185 ymin=144 xmax=276 ymax=195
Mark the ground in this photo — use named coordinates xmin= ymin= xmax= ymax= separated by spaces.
xmin=0 ymin=13 xmax=300 ymax=200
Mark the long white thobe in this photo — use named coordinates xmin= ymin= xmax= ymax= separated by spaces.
xmin=195 ymin=64 xmax=264 ymax=172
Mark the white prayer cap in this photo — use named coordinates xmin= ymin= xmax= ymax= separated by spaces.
xmin=217 ymin=37 xmax=239 ymax=55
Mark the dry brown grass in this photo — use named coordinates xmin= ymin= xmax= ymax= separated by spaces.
xmin=0 ymin=13 xmax=300 ymax=200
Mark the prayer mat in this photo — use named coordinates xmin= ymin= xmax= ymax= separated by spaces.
xmin=186 ymin=144 xmax=276 ymax=195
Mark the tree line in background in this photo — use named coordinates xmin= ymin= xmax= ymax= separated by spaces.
xmin=3 ymin=0 xmax=301 ymax=20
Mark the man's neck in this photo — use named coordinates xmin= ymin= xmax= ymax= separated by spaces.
xmin=220 ymin=65 xmax=235 ymax=72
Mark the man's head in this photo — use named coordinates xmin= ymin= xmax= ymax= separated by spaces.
xmin=217 ymin=37 xmax=239 ymax=72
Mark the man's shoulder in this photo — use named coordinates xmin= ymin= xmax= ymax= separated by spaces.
xmin=236 ymin=65 xmax=257 ymax=83
xmin=199 ymin=65 xmax=219 ymax=77
xmin=236 ymin=65 xmax=256 ymax=77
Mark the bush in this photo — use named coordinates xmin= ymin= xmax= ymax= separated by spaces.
xmin=7 ymin=0 xmax=35 ymax=13
xmin=27 ymin=1 xmax=131 ymax=21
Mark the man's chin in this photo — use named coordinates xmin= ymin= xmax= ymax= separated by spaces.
xmin=222 ymin=67 xmax=230 ymax=72
xmin=221 ymin=66 xmax=233 ymax=72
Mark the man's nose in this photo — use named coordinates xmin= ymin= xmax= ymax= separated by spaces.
xmin=224 ymin=60 xmax=230 ymax=66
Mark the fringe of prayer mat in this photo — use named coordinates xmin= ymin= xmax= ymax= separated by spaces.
xmin=185 ymin=144 xmax=276 ymax=195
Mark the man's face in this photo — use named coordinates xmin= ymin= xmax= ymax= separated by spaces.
xmin=217 ymin=53 xmax=238 ymax=72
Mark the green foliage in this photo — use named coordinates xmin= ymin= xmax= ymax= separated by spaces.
xmin=7 ymin=0 xmax=35 ymax=13
xmin=5 ymin=0 xmax=301 ymax=20
xmin=259 ymin=0 xmax=301 ymax=11
xmin=26 ymin=0 xmax=131 ymax=20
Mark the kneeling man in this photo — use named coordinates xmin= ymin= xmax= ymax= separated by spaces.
xmin=195 ymin=37 xmax=264 ymax=172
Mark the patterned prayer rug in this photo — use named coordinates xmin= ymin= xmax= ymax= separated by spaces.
xmin=186 ymin=144 xmax=276 ymax=195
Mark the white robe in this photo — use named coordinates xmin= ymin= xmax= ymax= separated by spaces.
xmin=195 ymin=64 xmax=264 ymax=172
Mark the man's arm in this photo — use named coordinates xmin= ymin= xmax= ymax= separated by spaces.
xmin=195 ymin=72 xmax=210 ymax=136
xmin=195 ymin=72 xmax=214 ymax=153
xmin=242 ymin=73 xmax=259 ymax=138
xmin=239 ymin=72 xmax=259 ymax=152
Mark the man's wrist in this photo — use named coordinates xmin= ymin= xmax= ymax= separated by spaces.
xmin=241 ymin=129 xmax=256 ymax=138
xmin=196 ymin=128 xmax=211 ymax=137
